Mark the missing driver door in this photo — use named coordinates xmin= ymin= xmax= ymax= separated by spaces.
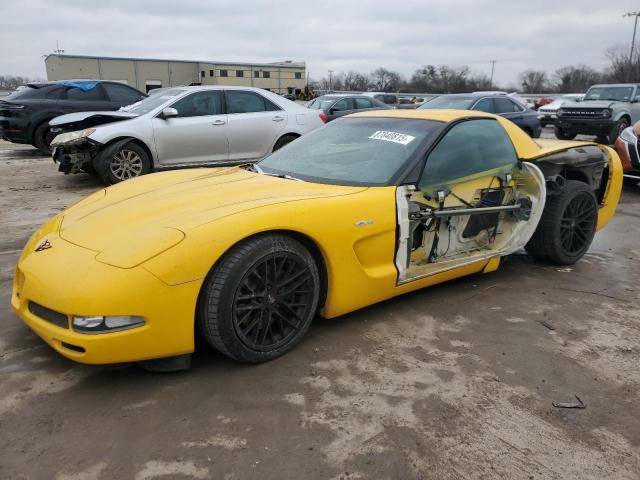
xmin=395 ymin=118 xmax=541 ymax=284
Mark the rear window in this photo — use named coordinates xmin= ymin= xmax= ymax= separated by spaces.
xmin=420 ymin=95 xmax=476 ymax=110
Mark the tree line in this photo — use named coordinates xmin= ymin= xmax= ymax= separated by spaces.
xmin=0 ymin=75 xmax=45 ymax=90
xmin=312 ymin=43 xmax=640 ymax=94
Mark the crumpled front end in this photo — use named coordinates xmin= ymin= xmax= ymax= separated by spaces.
xmin=51 ymin=132 xmax=103 ymax=174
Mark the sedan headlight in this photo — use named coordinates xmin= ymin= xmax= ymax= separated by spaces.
xmin=73 ymin=315 xmax=145 ymax=333
xmin=601 ymin=109 xmax=612 ymax=118
xmin=51 ymin=128 xmax=96 ymax=147
xmin=620 ymin=126 xmax=637 ymax=144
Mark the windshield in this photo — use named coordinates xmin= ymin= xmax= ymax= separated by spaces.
xmin=258 ymin=117 xmax=443 ymax=186
xmin=419 ymin=95 xmax=475 ymax=110
xmin=307 ymin=97 xmax=338 ymax=110
xmin=121 ymin=88 xmax=184 ymax=114
xmin=584 ymin=86 xmax=634 ymax=102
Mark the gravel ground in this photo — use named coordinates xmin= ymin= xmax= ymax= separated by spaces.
xmin=1 ymin=132 xmax=639 ymax=480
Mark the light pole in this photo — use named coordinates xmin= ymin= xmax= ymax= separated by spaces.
xmin=489 ymin=60 xmax=496 ymax=89
xmin=623 ymin=11 xmax=640 ymax=81
xmin=328 ymin=70 xmax=334 ymax=91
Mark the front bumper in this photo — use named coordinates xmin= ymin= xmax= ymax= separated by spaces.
xmin=11 ymin=231 xmax=201 ymax=364
xmin=52 ymin=140 xmax=100 ymax=174
xmin=0 ymin=125 xmax=29 ymax=143
xmin=537 ymin=113 xmax=557 ymax=125
xmin=557 ymin=118 xmax=616 ymax=135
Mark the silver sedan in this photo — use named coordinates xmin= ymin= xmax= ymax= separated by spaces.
xmin=49 ymin=86 xmax=326 ymax=184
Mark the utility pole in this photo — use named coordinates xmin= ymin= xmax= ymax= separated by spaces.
xmin=489 ymin=60 xmax=497 ymax=89
xmin=54 ymin=40 xmax=64 ymax=55
xmin=623 ymin=12 xmax=640 ymax=81
xmin=328 ymin=70 xmax=334 ymax=91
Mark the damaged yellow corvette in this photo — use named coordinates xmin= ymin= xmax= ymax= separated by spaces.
xmin=11 ymin=110 xmax=622 ymax=369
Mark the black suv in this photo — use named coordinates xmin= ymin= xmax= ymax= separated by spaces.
xmin=0 ymin=80 xmax=146 ymax=153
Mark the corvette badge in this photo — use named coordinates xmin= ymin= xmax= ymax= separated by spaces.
xmin=35 ymin=239 xmax=52 ymax=252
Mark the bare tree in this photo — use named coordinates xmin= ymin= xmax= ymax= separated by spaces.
xmin=369 ymin=68 xmax=402 ymax=92
xmin=518 ymin=70 xmax=549 ymax=93
xmin=342 ymin=71 xmax=370 ymax=91
xmin=553 ymin=65 xmax=602 ymax=93
xmin=0 ymin=75 xmax=44 ymax=89
xmin=604 ymin=43 xmax=640 ymax=83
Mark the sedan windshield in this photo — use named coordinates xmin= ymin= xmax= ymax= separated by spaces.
xmin=583 ymin=86 xmax=634 ymax=102
xmin=122 ymin=88 xmax=185 ymax=114
xmin=419 ymin=95 xmax=476 ymax=110
xmin=258 ymin=117 xmax=443 ymax=186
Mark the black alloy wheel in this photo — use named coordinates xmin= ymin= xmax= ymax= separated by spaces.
xmin=558 ymin=191 xmax=598 ymax=257
xmin=198 ymin=234 xmax=320 ymax=362
xmin=525 ymin=180 xmax=598 ymax=265
xmin=233 ymin=252 xmax=316 ymax=352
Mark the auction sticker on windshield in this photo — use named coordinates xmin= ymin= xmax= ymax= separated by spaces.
xmin=369 ymin=130 xmax=416 ymax=145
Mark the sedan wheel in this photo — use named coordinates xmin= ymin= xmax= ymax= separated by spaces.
xmin=111 ymin=149 xmax=144 ymax=180
xmin=96 ymin=141 xmax=151 ymax=185
xmin=198 ymin=234 xmax=320 ymax=362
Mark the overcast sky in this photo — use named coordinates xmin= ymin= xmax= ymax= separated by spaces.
xmin=2 ymin=0 xmax=639 ymax=86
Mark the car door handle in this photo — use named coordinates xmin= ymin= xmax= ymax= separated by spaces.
xmin=272 ymin=116 xmax=285 ymax=122
xmin=212 ymin=120 xmax=226 ymax=126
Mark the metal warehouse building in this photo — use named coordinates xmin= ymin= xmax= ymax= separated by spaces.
xmin=44 ymin=54 xmax=306 ymax=95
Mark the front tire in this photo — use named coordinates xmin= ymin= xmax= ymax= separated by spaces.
xmin=525 ymin=180 xmax=598 ymax=265
xmin=554 ymin=126 xmax=577 ymax=140
xmin=96 ymin=141 xmax=151 ymax=185
xmin=33 ymin=121 xmax=55 ymax=154
xmin=609 ymin=117 xmax=629 ymax=144
xmin=198 ymin=234 xmax=320 ymax=363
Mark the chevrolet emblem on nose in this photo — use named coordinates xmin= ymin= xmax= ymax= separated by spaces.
xmin=35 ymin=239 xmax=52 ymax=252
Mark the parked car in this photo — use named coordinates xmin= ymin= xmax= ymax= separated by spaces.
xmin=419 ymin=93 xmax=542 ymax=137
xmin=12 ymin=110 xmax=621 ymax=368
xmin=50 ymin=86 xmax=326 ymax=184
xmin=555 ymin=83 xmax=640 ymax=143
xmin=306 ymin=94 xmax=390 ymax=122
xmin=613 ymin=121 xmax=640 ymax=182
xmin=360 ymin=92 xmax=399 ymax=108
xmin=0 ymin=80 xmax=146 ymax=153
xmin=537 ymin=94 xmax=584 ymax=127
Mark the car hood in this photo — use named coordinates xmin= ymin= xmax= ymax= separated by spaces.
xmin=564 ymin=100 xmax=620 ymax=109
xmin=49 ymin=111 xmax=138 ymax=127
xmin=59 ymin=167 xmax=366 ymax=254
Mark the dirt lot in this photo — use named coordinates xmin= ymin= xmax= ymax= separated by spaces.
xmin=1 ymin=135 xmax=639 ymax=480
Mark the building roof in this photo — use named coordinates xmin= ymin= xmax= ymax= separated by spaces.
xmin=45 ymin=54 xmax=305 ymax=69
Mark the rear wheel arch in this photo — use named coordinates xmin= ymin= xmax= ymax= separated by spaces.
xmin=272 ymin=133 xmax=301 ymax=151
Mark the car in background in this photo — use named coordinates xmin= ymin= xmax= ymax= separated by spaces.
xmin=419 ymin=93 xmax=542 ymax=137
xmin=50 ymin=86 xmax=326 ymax=184
xmin=0 ymin=80 xmax=146 ymax=153
xmin=537 ymin=94 xmax=584 ymax=127
xmin=360 ymin=92 xmax=399 ymax=108
xmin=613 ymin=121 xmax=640 ymax=182
xmin=306 ymin=94 xmax=390 ymax=122
xmin=555 ymin=84 xmax=640 ymax=143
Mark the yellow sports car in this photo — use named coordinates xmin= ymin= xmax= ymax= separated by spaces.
xmin=11 ymin=110 xmax=622 ymax=369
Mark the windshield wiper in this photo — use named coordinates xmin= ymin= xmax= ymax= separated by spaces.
xmin=251 ymin=164 xmax=304 ymax=181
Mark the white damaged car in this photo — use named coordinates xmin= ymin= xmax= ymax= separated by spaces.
xmin=49 ymin=86 xmax=326 ymax=184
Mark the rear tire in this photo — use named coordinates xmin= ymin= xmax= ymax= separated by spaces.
xmin=33 ymin=121 xmax=55 ymax=154
xmin=198 ymin=234 xmax=320 ymax=363
xmin=525 ymin=180 xmax=598 ymax=265
xmin=554 ymin=126 xmax=577 ymax=140
xmin=272 ymin=134 xmax=298 ymax=152
xmin=96 ymin=141 xmax=151 ymax=185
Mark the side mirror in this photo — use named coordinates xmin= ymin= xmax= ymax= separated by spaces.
xmin=161 ymin=107 xmax=178 ymax=119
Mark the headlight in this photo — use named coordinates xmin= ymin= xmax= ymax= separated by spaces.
xmin=50 ymin=128 xmax=96 ymax=147
xmin=73 ymin=315 xmax=145 ymax=333
xmin=620 ymin=126 xmax=637 ymax=144
xmin=601 ymin=109 xmax=611 ymax=118
xmin=557 ymin=109 xmax=565 ymax=117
